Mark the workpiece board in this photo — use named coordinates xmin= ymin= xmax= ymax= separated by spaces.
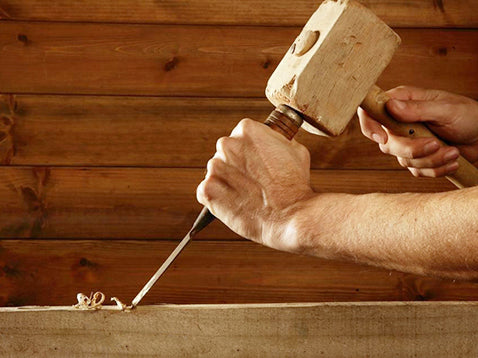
xmin=1 ymin=302 xmax=477 ymax=357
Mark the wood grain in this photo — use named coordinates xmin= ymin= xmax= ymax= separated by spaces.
xmin=0 ymin=167 xmax=455 ymax=239
xmin=0 ymin=23 xmax=476 ymax=97
xmin=0 ymin=94 xmax=402 ymax=169
xmin=265 ymin=0 xmax=401 ymax=137
xmin=2 ymin=240 xmax=478 ymax=307
xmin=1 ymin=303 xmax=478 ymax=357
xmin=0 ymin=0 xmax=476 ymax=27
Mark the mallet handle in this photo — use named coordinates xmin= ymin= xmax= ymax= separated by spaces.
xmin=361 ymin=85 xmax=478 ymax=189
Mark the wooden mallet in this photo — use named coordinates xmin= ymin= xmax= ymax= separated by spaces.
xmin=266 ymin=0 xmax=478 ymax=188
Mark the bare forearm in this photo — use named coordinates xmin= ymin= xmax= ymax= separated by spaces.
xmin=279 ymin=188 xmax=478 ymax=280
xmin=199 ymin=115 xmax=478 ymax=280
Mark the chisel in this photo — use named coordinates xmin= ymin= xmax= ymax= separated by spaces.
xmin=130 ymin=105 xmax=304 ymax=308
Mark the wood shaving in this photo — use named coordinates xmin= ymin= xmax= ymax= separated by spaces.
xmin=74 ymin=292 xmax=105 ymax=310
xmin=73 ymin=292 xmax=131 ymax=311
xmin=111 ymin=297 xmax=128 ymax=311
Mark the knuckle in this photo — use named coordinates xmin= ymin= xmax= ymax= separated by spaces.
xmin=360 ymin=125 xmax=373 ymax=138
xmin=408 ymin=167 xmax=419 ymax=177
xmin=358 ymin=116 xmax=375 ymax=137
xmin=379 ymin=143 xmax=390 ymax=155
xmin=387 ymin=85 xmax=409 ymax=98
xmin=237 ymin=118 xmax=256 ymax=133
xmin=357 ymin=107 xmax=365 ymax=118
xmin=298 ymin=143 xmax=310 ymax=160
xmin=216 ymin=136 xmax=231 ymax=152
xmin=357 ymin=108 xmax=371 ymax=124
xmin=206 ymin=158 xmax=222 ymax=175
xmin=199 ymin=178 xmax=216 ymax=201
xmin=397 ymin=157 xmax=408 ymax=167
xmin=196 ymin=181 xmax=207 ymax=203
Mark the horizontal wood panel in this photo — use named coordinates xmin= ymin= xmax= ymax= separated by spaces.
xmin=0 ymin=94 xmax=401 ymax=169
xmin=1 ymin=240 xmax=477 ymax=307
xmin=0 ymin=24 xmax=476 ymax=98
xmin=0 ymin=0 xmax=477 ymax=27
xmin=0 ymin=167 xmax=455 ymax=239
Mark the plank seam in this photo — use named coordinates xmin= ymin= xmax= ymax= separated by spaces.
xmin=0 ymin=165 xmax=409 ymax=172
xmin=1 ymin=18 xmax=477 ymax=29
xmin=1 ymin=93 xmax=477 ymax=103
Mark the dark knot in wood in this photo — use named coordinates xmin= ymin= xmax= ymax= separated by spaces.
xmin=164 ymin=57 xmax=179 ymax=72
xmin=17 ymin=34 xmax=29 ymax=45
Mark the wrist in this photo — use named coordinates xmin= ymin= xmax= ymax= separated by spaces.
xmin=261 ymin=190 xmax=319 ymax=254
xmin=267 ymin=192 xmax=359 ymax=257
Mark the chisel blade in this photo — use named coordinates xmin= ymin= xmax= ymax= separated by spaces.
xmin=131 ymin=229 xmax=194 ymax=308
xmin=131 ymin=207 xmax=215 ymax=308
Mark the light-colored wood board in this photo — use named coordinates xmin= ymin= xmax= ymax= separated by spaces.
xmin=0 ymin=94 xmax=402 ymax=169
xmin=1 ymin=302 xmax=477 ymax=357
xmin=0 ymin=167 xmax=454 ymax=239
xmin=0 ymin=24 xmax=476 ymax=97
xmin=2 ymin=240 xmax=478 ymax=307
xmin=0 ymin=0 xmax=476 ymax=27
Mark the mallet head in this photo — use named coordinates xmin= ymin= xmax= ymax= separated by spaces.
xmin=266 ymin=0 xmax=401 ymax=136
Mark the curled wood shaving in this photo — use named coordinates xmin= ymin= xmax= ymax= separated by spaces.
xmin=73 ymin=292 xmax=131 ymax=311
xmin=111 ymin=297 xmax=128 ymax=311
xmin=74 ymin=292 xmax=105 ymax=310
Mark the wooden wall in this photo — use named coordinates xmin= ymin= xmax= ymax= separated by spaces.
xmin=0 ymin=0 xmax=477 ymax=307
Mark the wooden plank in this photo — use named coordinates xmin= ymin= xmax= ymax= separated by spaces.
xmin=384 ymin=29 xmax=478 ymax=100
xmin=2 ymin=240 xmax=478 ymax=307
xmin=0 ymin=167 xmax=455 ymax=239
xmin=1 ymin=303 xmax=478 ymax=357
xmin=0 ymin=23 xmax=476 ymax=98
xmin=0 ymin=94 xmax=402 ymax=169
xmin=0 ymin=0 xmax=477 ymax=28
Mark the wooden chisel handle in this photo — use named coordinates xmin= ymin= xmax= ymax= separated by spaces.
xmin=264 ymin=104 xmax=304 ymax=140
xmin=361 ymin=85 xmax=478 ymax=189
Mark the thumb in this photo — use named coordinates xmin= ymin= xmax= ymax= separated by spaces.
xmin=386 ymin=98 xmax=454 ymax=125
